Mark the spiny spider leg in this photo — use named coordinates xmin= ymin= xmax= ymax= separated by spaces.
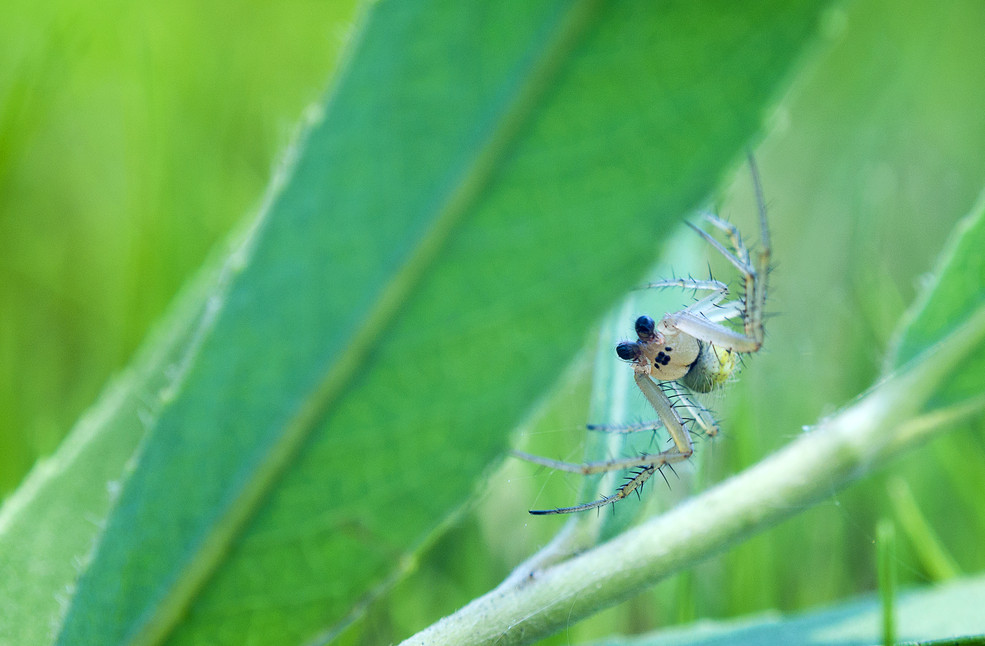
xmin=697 ymin=155 xmax=771 ymax=346
xmin=586 ymin=419 xmax=666 ymax=434
xmin=649 ymin=277 xmax=744 ymax=326
xmin=523 ymin=371 xmax=693 ymax=515
xmin=511 ymin=450 xmax=679 ymax=477
xmin=670 ymin=169 xmax=770 ymax=352
xmin=687 ymin=220 xmax=753 ymax=276
xmin=647 ymin=277 xmax=729 ymax=293
xmin=663 ymin=380 xmax=719 ymax=438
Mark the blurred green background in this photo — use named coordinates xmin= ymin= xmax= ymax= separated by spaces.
xmin=2 ymin=0 xmax=985 ymax=643
xmin=0 ymin=0 xmax=359 ymax=494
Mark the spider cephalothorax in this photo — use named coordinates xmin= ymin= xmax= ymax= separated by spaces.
xmin=619 ymin=313 xmax=739 ymax=394
xmin=515 ymin=155 xmax=771 ymax=514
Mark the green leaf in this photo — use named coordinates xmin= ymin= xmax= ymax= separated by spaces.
xmin=0 ymin=1 xmax=833 ymax=644
xmin=888 ymin=189 xmax=985 ymax=409
xmin=579 ymin=574 xmax=985 ymax=646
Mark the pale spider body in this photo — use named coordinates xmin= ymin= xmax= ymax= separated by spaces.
xmin=625 ymin=315 xmax=738 ymax=393
xmin=514 ymin=155 xmax=770 ymax=515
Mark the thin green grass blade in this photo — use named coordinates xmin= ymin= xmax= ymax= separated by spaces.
xmin=877 ymin=519 xmax=898 ymax=646
xmin=0 ymin=1 xmax=833 ymax=645
xmin=887 ymin=477 xmax=962 ymax=581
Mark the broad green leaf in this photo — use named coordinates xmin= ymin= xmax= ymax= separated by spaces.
xmin=888 ymin=190 xmax=985 ymax=408
xmin=1 ymin=1 xmax=833 ymax=644
xmin=580 ymin=573 xmax=985 ymax=646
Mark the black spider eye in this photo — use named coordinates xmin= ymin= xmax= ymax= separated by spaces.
xmin=634 ymin=315 xmax=656 ymax=340
xmin=615 ymin=341 xmax=642 ymax=362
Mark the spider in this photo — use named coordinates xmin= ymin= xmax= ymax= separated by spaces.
xmin=515 ymin=156 xmax=771 ymax=515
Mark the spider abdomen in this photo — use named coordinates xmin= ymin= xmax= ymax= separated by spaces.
xmin=682 ymin=342 xmax=738 ymax=393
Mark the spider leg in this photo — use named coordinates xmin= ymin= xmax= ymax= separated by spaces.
xmin=687 ymin=220 xmax=753 ymax=277
xmin=526 ymin=466 xmax=660 ymax=515
xmin=697 ymin=301 xmax=744 ymax=324
xmin=663 ymin=380 xmax=719 ymax=438
xmin=647 ymin=278 xmax=730 ymax=313
xmin=695 ymin=214 xmax=766 ymax=342
xmin=525 ymin=371 xmax=693 ymax=515
xmin=745 ymin=152 xmax=771 ymax=348
xmin=663 ymin=311 xmax=760 ymax=353
xmin=586 ymin=419 xmax=666 ymax=434
xmin=646 ymin=277 xmax=728 ymax=293
xmin=748 ymin=151 xmax=772 ymax=256
xmin=691 ymin=156 xmax=771 ymax=348
xmin=511 ymin=450 xmax=675 ymax=475
xmin=679 ymin=226 xmax=769 ymax=347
